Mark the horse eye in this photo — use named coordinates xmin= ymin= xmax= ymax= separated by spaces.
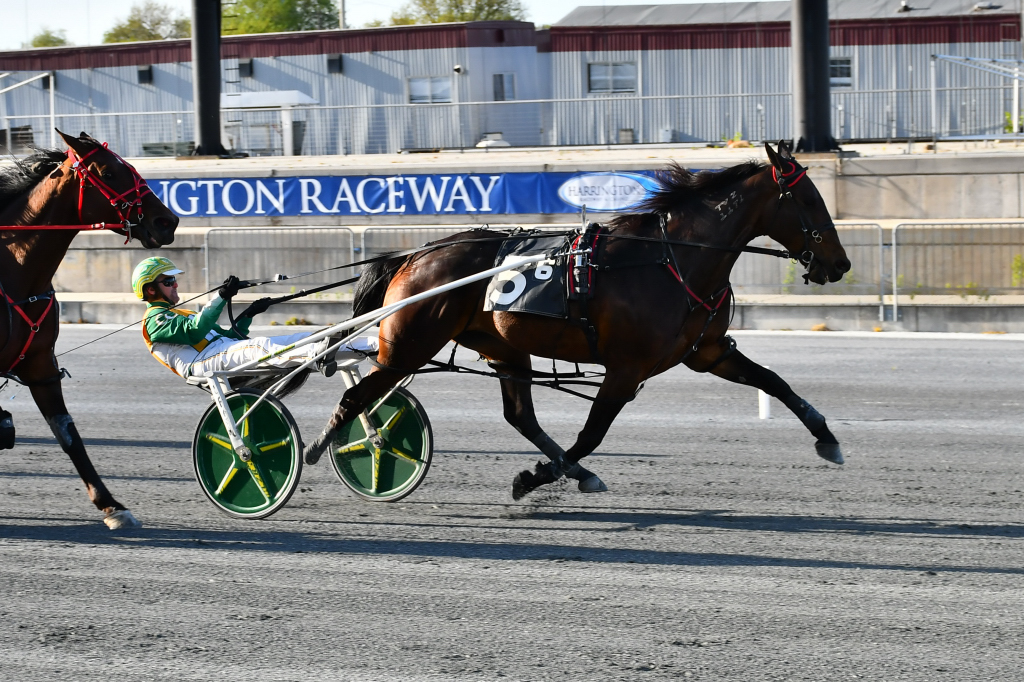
xmin=102 ymin=170 xmax=114 ymax=180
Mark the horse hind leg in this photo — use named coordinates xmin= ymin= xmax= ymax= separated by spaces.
xmin=477 ymin=346 xmax=608 ymax=494
xmin=302 ymin=368 xmax=408 ymax=465
xmin=0 ymin=409 xmax=15 ymax=450
xmin=511 ymin=369 xmax=639 ymax=500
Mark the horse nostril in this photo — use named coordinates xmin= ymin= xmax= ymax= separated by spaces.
xmin=154 ymin=215 xmax=179 ymax=231
xmin=836 ymin=258 xmax=851 ymax=274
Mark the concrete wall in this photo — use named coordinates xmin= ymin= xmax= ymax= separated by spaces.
xmin=835 ymin=152 xmax=1024 ymax=220
xmin=54 ymin=231 xmax=206 ymax=295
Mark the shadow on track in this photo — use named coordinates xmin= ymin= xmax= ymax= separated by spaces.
xmin=1 ymin=516 xmax=1021 ymax=576
xmin=509 ymin=509 xmax=1024 ymax=538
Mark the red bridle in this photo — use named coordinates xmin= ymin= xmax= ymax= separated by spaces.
xmin=771 ymin=160 xmax=807 ymax=188
xmin=66 ymin=143 xmax=153 ymax=242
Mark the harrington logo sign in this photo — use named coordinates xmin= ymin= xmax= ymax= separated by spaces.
xmin=557 ymin=172 xmax=661 ymax=212
xmin=151 ymin=171 xmax=660 ymax=218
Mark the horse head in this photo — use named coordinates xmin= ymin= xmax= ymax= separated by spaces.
xmin=763 ymin=141 xmax=850 ymax=285
xmin=57 ymin=130 xmax=178 ymax=249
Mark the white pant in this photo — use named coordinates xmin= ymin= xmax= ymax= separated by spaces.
xmin=187 ymin=333 xmax=377 ymax=378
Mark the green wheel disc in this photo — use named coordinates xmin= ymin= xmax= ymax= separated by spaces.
xmin=330 ymin=387 xmax=432 ymax=502
xmin=193 ymin=389 xmax=302 ymax=519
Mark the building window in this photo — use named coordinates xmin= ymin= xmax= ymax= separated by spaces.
xmin=409 ymin=76 xmax=452 ymax=104
xmin=239 ymin=58 xmax=253 ymax=78
xmin=137 ymin=65 xmax=153 ymax=84
xmin=830 ymin=58 xmax=852 ymax=88
xmin=493 ymin=73 xmax=515 ymax=101
xmin=588 ymin=62 xmax=636 ymax=93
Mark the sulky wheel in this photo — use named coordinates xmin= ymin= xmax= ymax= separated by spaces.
xmin=192 ymin=388 xmax=302 ymax=519
xmin=330 ymin=387 xmax=433 ymax=502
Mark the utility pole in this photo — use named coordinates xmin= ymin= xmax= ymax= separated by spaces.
xmin=192 ymin=0 xmax=226 ymax=156
xmin=339 ymin=0 xmax=347 ymax=29
xmin=791 ymin=0 xmax=836 ymax=151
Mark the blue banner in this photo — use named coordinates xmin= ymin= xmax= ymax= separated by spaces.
xmin=152 ymin=171 xmax=661 ymax=218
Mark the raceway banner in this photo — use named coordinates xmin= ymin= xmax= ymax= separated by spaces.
xmin=151 ymin=171 xmax=662 ymax=217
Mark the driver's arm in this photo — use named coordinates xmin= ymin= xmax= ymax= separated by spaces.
xmin=146 ymin=296 xmax=228 ymax=345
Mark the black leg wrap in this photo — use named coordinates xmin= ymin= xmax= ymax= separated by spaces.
xmin=0 ymin=411 xmax=14 ymax=450
xmin=783 ymin=397 xmax=826 ymax=431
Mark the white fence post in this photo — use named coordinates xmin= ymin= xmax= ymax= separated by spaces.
xmin=759 ymin=367 xmax=771 ymax=420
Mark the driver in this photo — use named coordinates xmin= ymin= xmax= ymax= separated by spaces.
xmin=132 ymin=256 xmax=376 ymax=379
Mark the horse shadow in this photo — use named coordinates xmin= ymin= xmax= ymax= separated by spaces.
xmin=2 ymin=506 xmax=1022 ymax=576
xmin=508 ymin=507 xmax=1024 ymax=539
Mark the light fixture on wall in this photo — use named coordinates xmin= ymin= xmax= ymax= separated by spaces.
xmin=453 ymin=64 xmax=464 ymax=74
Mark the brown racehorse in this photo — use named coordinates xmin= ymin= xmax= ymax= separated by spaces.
xmin=0 ymin=130 xmax=178 ymax=528
xmin=303 ymin=142 xmax=851 ymax=499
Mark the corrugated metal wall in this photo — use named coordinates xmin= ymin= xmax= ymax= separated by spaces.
xmin=1 ymin=22 xmax=1021 ymax=153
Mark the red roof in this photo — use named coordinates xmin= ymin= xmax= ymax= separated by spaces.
xmin=0 ymin=21 xmax=536 ymax=71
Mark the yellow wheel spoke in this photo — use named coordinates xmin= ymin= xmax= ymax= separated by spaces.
xmin=257 ymin=438 xmax=290 ymax=453
xmin=382 ymin=446 xmax=419 ymax=465
xmin=336 ymin=441 xmax=369 ymax=456
xmin=214 ymin=465 xmax=242 ymax=495
xmin=371 ymin=447 xmax=381 ymax=492
xmin=245 ymin=460 xmax=275 ymax=501
xmin=206 ymin=434 xmax=234 ymax=451
xmin=380 ymin=406 xmax=407 ymax=435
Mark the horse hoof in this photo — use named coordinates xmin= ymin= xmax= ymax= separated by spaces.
xmin=303 ymin=434 xmax=329 ymax=465
xmin=0 ymin=417 xmax=15 ymax=450
xmin=512 ymin=460 xmax=561 ymax=500
xmin=303 ymin=446 xmax=321 ymax=465
xmin=104 ymin=509 xmax=142 ymax=530
xmin=577 ymin=475 xmax=608 ymax=493
xmin=512 ymin=470 xmax=537 ymax=501
xmin=815 ymin=442 xmax=844 ymax=465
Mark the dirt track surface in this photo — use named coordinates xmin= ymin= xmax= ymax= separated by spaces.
xmin=1 ymin=328 xmax=1022 ymax=681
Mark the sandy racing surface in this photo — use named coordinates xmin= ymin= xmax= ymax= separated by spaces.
xmin=0 ymin=327 xmax=1022 ymax=680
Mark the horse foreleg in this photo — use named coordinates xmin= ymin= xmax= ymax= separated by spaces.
xmin=28 ymin=382 xmax=141 ymax=529
xmin=490 ymin=356 xmax=607 ymax=494
xmin=511 ymin=370 xmax=638 ymax=500
xmin=688 ymin=344 xmax=843 ymax=464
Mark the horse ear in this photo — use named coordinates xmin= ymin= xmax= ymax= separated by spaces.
xmin=56 ymin=129 xmax=94 ymax=157
xmin=777 ymin=139 xmax=795 ymax=160
xmin=764 ymin=141 xmax=784 ymax=171
xmin=56 ymin=128 xmax=78 ymax=150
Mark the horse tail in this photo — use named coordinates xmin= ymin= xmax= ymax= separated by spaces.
xmin=352 ymin=256 xmax=408 ymax=318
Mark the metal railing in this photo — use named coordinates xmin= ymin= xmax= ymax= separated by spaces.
xmin=892 ymin=222 xmax=1024 ymax=319
xmin=360 ymin=227 xmax=480 ymax=264
xmin=194 ymin=223 xmax=1024 ymax=323
xmin=2 ymin=86 xmax=1016 ymax=157
xmin=204 ymin=227 xmax=355 ymax=294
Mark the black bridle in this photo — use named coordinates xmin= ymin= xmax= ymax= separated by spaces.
xmin=772 ymin=159 xmax=837 ymax=281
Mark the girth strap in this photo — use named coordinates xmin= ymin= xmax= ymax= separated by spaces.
xmin=2 ymin=290 xmax=57 ymax=373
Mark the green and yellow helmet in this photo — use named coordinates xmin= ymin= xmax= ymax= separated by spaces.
xmin=131 ymin=257 xmax=183 ymax=299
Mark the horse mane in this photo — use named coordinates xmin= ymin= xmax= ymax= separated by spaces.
xmin=0 ymin=147 xmax=67 ymax=212
xmin=613 ymin=160 xmax=767 ymax=227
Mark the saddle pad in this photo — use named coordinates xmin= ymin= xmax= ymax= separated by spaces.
xmin=483 ymin=234 xmax=568 ymax=318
